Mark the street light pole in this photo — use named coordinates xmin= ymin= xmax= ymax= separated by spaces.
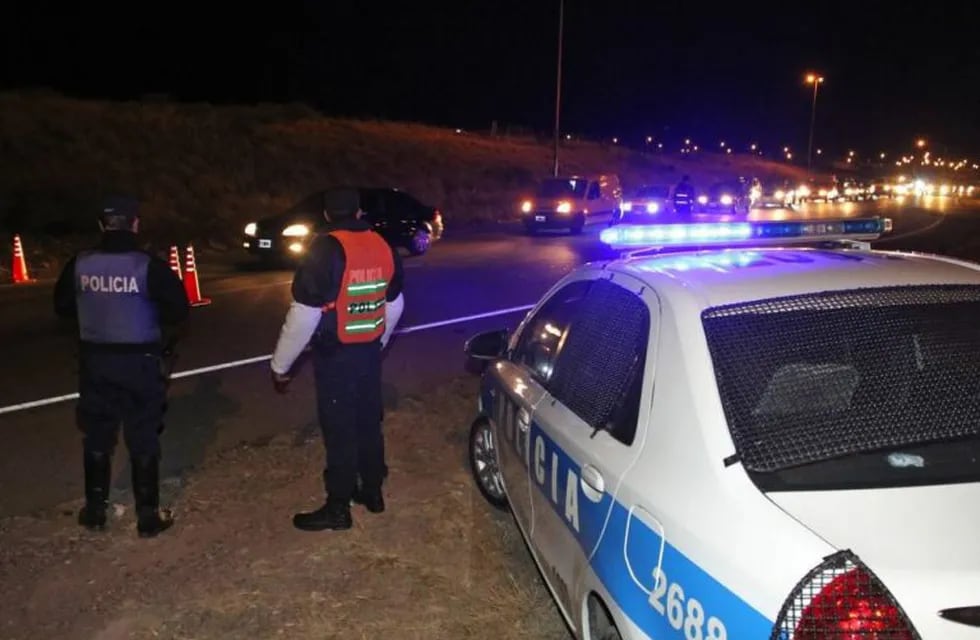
xmin=805 ymin=73 xmax=824 ymax=175
xmin=552 ymin=0 xmax=564 ymax=177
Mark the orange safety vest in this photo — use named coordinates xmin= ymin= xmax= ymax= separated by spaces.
xmin=321 ymin=229 xmax=395 ymax=344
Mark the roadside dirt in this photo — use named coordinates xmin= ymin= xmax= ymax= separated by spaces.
xmin=0 ymin=377 xmax=570 ymax=640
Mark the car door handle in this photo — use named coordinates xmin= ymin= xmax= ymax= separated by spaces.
xmin=517 ymin=408 xmax=530 ymax=432
xmin=580 ymin=465 xmax=605 ymax=495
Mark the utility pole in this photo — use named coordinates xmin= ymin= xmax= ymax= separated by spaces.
xmin=552 ymin=0 xmax=564 ymax=177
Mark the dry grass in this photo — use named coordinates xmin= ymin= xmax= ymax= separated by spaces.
xmin=0 ymin=90 xmax=807 ymax=275
xmin=0 ymin=377 xmax=571 ymax=640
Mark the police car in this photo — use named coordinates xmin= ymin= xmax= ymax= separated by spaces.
xmin=464 ymin=217 xmax=980 ymax=639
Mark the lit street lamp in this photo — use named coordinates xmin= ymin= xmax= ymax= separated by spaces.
xmin=805 ymin=73 xmax=825 ymax=174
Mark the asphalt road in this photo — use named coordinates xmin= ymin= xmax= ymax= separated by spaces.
xmin=0 ymin=196 xmax=977 ymax=517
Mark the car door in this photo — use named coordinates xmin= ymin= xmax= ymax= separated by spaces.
xmin=585 ymin=181 xmax=602 ymax=221
xmin=490 ymin=279 xmax=593 ymax=542
xmin=383 ymin=190 xmax=423 ymax=239
xmin=528 ymin=272 xmax=658 ymax=627
xmin=359 ymin=189 xmax=390 ymax=237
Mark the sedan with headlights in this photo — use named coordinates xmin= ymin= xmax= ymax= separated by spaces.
xmin=697 ymin=181 xmax=751 ymax=216
xmin=615 ymin=184 xmax=673 ymax=223
xmin=750 ymin=180 xmax=797 ymax=209
xmin=242 ymin=187 xmax=444 ymax=262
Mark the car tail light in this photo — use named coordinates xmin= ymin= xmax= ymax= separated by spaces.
xmin=771 ymin=551 xmax=920 ymax=640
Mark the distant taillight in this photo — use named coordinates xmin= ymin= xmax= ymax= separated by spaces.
xmin=772 ymin=551 xmax=920 ymax=640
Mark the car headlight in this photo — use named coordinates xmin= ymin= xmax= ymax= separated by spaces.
xmin=720 ymin=195 xmax=734 ymax=206
xmin=774 ymin=190 xmax=785 ymax=199
xmin=282 ymin=223 xmax=310 ymax=237
xmin=697 ymin=195 xmax=708 ymax=205
xmin=646 ymin=202 xmax=659 ymax=214
xmin=521 ymin=200 xmax=533 ymax=213
xmin=244 ymin=222 xmax=257 ymax=237
xmin=556 ymin=201 xmax=572 ymax=214
xmin=622 ymin=201 xmax=633 ymax=212
xmin=797 ymin=185 xmax=811 ymax=197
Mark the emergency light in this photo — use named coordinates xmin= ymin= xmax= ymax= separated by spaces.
xmin=599 ymin=217 xmax=892 ymax=249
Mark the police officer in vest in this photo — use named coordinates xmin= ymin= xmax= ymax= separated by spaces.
xmin=54 ymin=195 xmax=189 ymax=537
xmin=270 ymin=187 xmax=404 ymax=531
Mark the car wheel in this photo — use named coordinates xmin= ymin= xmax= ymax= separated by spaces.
xmin=596 ymin=628 xmax=622 ymax=640
xmin=408 ymin=228 xmax=431 ymax=255
xmin=468 ymin=418 xmax=507 ymax=509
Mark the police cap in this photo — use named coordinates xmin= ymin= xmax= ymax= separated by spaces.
xmin=99 ymin=195 xmax=140 ymax=222
xmin=322 ymin=188 xmax=361 ymax=220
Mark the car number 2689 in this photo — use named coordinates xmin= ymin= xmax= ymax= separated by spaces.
xmin=648 ymin=568 xmax=727 ymax=640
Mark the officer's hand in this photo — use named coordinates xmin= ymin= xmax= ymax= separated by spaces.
xmin=271 ymin=370 xmax=292 ymax=394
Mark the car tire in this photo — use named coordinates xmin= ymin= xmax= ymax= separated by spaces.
xmin=468 ymin=418 xmax=508 ymax=510
xmin=408 ymin=228 xmax=431 ymax=255
xmin=589 ymin=596 xmax=623 ymax=640
xmin=570 ymin=214 xmax=585 ymax=235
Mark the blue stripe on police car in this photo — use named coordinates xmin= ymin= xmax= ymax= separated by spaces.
xmin=517 ymin=419 xmax=775 ymax=639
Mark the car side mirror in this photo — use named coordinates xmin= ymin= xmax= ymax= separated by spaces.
xmin=464 ymin=329 xmax=509 ymax=361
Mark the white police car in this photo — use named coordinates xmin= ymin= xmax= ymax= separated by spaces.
xmin=465 ymin=217 xmax=980 ymax=639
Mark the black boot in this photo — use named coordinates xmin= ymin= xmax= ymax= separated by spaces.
xmin=292 ymin=499 xmax=352 ymax=531
xmin=131 ymin=455 xmax=173 ymax=538
xmin=352 ymin=486 xmax=385 ymax=513
xmin=78 ymin=450 xmax=111 ymax=530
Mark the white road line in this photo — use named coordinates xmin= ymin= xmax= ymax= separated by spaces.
xmin=394 ymin=304 xmax=534 ymax=335
xmin=0 ymin=303 xmax=535 ymax=416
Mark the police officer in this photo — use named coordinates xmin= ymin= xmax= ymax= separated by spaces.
xmin=270 ymin=188 xmax=404 ymax=531
xmin=53 ymin=196 xmax=189 ymax=537
xmin=673 ymin=175 xmax=696 ymax=216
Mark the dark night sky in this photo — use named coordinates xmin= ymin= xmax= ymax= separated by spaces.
xmin=3 ymin=1 xmax=978 ymax=158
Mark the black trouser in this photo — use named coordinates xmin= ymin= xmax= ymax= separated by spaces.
xmin=77 ymin=351 xmax=165 ymax=458
xmin=313 ymin=341 xmax=385 ymax=505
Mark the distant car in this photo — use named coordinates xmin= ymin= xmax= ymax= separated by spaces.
xmin=616 ymin=185 xmax=673 ymax=223
xmin=520 ymin=174 xmax=623 ymax=235
xmin=242 ymin=187 xmax=444 ymax=261
xmin=798 ymin=179 xmax=840 ymax=203
xmin=750 ymin=179 xmax=797 ymax=209
xmin=697 ymin=181 xmax=751 ymax=215
xmin=867 ymin=181 xmax=894 ymax=199
xmin=841 ymin=179 xmax=870 ymax=201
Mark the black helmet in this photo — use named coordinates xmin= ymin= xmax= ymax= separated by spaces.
xmin=322 ymin=188 xmax=361 ymax=221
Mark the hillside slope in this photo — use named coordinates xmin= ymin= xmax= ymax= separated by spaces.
xmin=0 ymin=92 xmax=806 ymax=269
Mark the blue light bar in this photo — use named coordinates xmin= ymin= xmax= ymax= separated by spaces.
xmin=600 ymin=217 xmax=892 ymax=248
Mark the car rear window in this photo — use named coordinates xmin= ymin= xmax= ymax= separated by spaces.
xmin=702 ymin=285 xmax=980 ymax=486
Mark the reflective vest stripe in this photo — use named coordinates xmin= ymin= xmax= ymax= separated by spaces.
xmin=347 ymin=280 xmax=387 ymax=295
xmin=345 ymin=318 xmax=385 ymax=333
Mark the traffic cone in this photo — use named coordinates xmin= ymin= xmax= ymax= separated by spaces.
xmin=11 ymin=235 xmax=33 ymax=284
xmin=168 ymin=245 xmax=183 ymax=281
xmin=183 ymin=244 xmax=211 ymax=307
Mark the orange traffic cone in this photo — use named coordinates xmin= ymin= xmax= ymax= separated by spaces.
xmin=183 ymin=244 xmax=211 ymax=307
xmin=168 ymin=245 xmax=183 ymax=281
xmin=11 ymin=235 xmax=33 ymax=284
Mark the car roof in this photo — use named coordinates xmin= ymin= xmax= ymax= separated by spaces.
xmin=608 ymin=247 xmax=980 ymax=309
